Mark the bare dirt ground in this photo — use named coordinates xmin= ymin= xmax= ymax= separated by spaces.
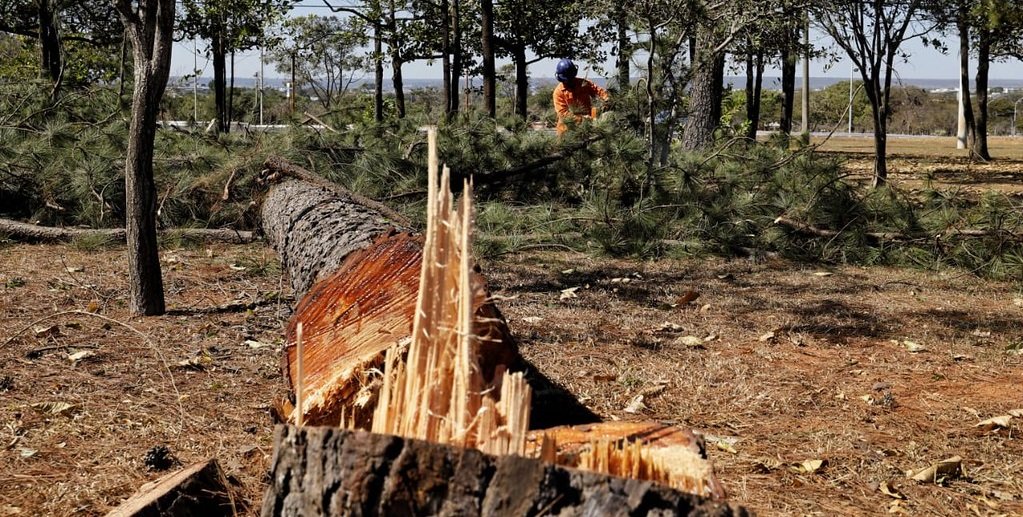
xmin=2 ymin=240 xmax=1021 ymax=515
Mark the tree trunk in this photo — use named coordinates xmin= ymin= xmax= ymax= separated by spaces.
xmin=259 ymin=157 xmax=517 ymax=427
xmin=373 ymin=23 xmax=384 ymax=122
xmin=682 ymin=27 xmax=722 ymax=151
xmin=865 ymin=79 xmax=887 ymax=187
xmin=228 ymin=50 xmax=235 ymax=129
xmin=513 ymin=46 xmax=528 ymax=120
xmin=117 ymin=0 xmax=175 ymax=316
xmin=391 ymin=53 xmax=406 ymax=118
xmin=480 ymin=0 xmax=496 ymax=117
xmin=616 ymin=5 xmax=630 ymax=88
xmin=442 ymin=0 xmax=452 ymax=117
xmin=448 ymin=0 xmax=462 ymax=118
xmin=261 ymin=426 xmax=746 ymax=517
xmin=956 ymin=16 xmax=976 ymax=152
xmin=975 ymin=28 xmax=992 ymax=160
xmin=748 ymin=50 xmax=765 ymax=141
xmin=0 ymin=217 xmax=255 ymax=244
xmin=779 ymin=34 xmax=796 ymax=135
xmin=212 ymin=30 xmax=228 ymax=133
xmin=37 ymin=0 xmax=62 ymax=86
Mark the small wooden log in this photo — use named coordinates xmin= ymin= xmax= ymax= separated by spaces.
xmin=261 ymin=425 xmax=748 ymax=517
xmin=106 ymin=459 xmax=236 ymax=517
xmin=0 ymin=217 xmax=256 ymax=244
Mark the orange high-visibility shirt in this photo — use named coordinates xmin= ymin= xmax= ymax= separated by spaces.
xmin=553 ymin=78 xmax=609 ymax=134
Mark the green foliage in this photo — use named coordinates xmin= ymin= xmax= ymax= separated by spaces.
xmin=266 ymin=15 xmax=370 ymax=110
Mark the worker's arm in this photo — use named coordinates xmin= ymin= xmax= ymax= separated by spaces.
xmin=588 ymin=81 xmax=610 ymax=102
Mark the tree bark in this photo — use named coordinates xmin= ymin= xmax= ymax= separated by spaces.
xmin=212 ymin=30 xmax=229 ymax=133
xmin=480 ymin=0 xmax=496 ymax=117
xmin=616 ymin=5 xmax=630 ymax=88
xmin=37 ymin=0 xmax=62 ymax=87
xmin=779 ymin=24 xmax=797 ymax=135
xmin=745 ymin=50 xmax=764 ymax=142
xmin=448 ymin=0 xmax=462 ymax=118
xmin=682 ymin=25 xmax=723 ymax=151
xmin=866 ymin=78 xmax=888 ymax=187
xmin=373 ymin=22 xmax=384 ymax=122
xmin=261 ymin=426 xmax=747 ymax=517
xmin=956 ymin=15 xmax=976 ymax=152
xmin=512 ymin=46 xmax=528 ymax=120
xmin=117 ymin=0 xmax=175 ymax=316
xmin=228 ymin=50 xmax=236 ymax=129
xmin=442 ymin=0 xmax=452 ymax=117
xmin=975 ymin=27 xmax=992 ymax=160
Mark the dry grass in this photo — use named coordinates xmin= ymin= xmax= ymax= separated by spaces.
xmin=483 ymin=252 xmax=1023 ymax=516
xmin=0 ymin=243 xmax=289 ymax=515
xmin=814 ymin=135 xmax=1023 ymax=196
xmin=2 ymin=239 xmax=1022 ymax=515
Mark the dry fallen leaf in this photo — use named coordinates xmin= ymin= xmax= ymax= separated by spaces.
xmin=907 ymin=456 xmax=963 ymax=483
xmin=1008 ymin=409 xmax=1023 ymax=418
xmin=31 ymin=401 xmax=75 ymax=416
xmin=229 ymin=264 xmax=246 ymax=271
xmin=67 ymin=350 xmax=95 ymax=363
xmin=792 ymin=459 xmax=826 ymax=474
xmin=654 ymin=322 xmax=684 ymax=333
xmin=675 ymin=336 xmax=705 ymax=348
xmin=244 ymin=339 xmax=271 ymax=349
xmin=522 ymin=316 xmax=543 ymax=324
xmin=676 ymin=290 xmax=700 ymax=305
xmin=34 ymin=325 xmax=61 ymax=338
xmin=813 ymin=271 xmax=833 ymax=277
xmin=975 ymin=415 xmax=1012 ymax=432
xmin=752 ymin=457 xmax=783 ymax=473
xmin=559 ymin=287 xmax=580 ymax=300
xmin=560 ymin=268 xmax=575 ymax=274
xmin=758 ymin=331 xmax=776 ymax=342
xmin=623 ymin=394 xmax=646 ymax=414
xmin=903 ymin=340 xmax=927 ymax=353
xmin=880 ymin=480 xmax=905 ymax=499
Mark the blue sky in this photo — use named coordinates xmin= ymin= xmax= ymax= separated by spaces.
xmin=169 ymin=3 xmax=1023 ymax=83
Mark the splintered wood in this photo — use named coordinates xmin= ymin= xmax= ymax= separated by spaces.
xmin=578 ymin=439 xmax=717 ymax=497
xmin=371 ymin=128 xmax=531 ymax=456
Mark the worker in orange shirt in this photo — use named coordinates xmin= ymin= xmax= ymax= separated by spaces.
xmin=553 ymin=58 xmax=610 ymax=135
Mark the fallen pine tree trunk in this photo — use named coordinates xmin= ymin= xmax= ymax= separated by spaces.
xmin=261 ymin=426 xmax=746 ymax=516
xmin=0 ymin=217 xmax=256 ymax=244
xmin=259 ymin=156 xmax=517 ymax=427
xmin=258 ymin=138 xmax=734 ymax=513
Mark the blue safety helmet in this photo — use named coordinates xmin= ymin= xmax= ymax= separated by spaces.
xmin=555 ymin=58 xmax=578 ymax=83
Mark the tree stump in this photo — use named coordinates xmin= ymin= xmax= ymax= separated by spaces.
xmin=261 ymin=425 xmax=747 ymax=517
